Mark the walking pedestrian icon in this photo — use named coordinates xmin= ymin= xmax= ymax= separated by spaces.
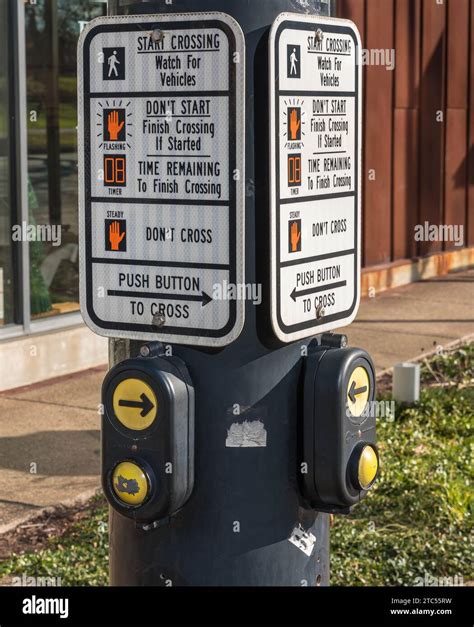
xmin=103 ymin=47 xmax=125 ymax=80
xmin=287 ymin=45 xmax=301 ymax=78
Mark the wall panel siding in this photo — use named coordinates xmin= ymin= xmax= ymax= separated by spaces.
xmin=393 ymin=0 xmax=421 ymax=260
xmin=363 ymin=0 xmax=394 ymax=266
xmin=418 ymin=0 xmax=446 ymax=256
xmin=444 ymin=0 xmax=469 ymax=251
xmin=445 ymin=110 xmax=468 ymax=250
xmin=339 ymin=0 xmax=366 ymax=41
xmin=393 ymin=110 xmax=419 ymax=259
xmin=338 ymin=0 xmax=472 ymax=268
xmin=394 ymin=0 xmax=421 ymax=109
xmin=468 ymin=0 xmax=474 ymax=246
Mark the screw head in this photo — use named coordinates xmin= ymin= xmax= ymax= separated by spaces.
xmin=316 ymin=28 xmax=324 ymax=42
xmin=316 ymin=305 xmax=325 ymax=319
xmin=140 ymin=345 xmax=151 ymax=357
xmin=151 ymin=29 xmax=165 ymax=43
xmin=152 ymin=313 xmax=166 ymax=328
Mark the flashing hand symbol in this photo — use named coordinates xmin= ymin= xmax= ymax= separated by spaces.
xmin=109 ymin=221 xmax=126 ymax=251
xmin=107 ymin=110 xmax=125 ymax=141
xmin=289 ymin=108 xmax=301 ymax=140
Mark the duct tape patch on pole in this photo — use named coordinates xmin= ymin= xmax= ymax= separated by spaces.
xmin=78 ymin=13 xmax=245 ymax=347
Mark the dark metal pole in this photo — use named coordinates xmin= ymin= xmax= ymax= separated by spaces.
xmin=108 ymin=0 xmax=332 ymax=587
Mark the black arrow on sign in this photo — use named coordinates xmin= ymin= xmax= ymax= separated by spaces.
xmin=118 ymin=392 xmax=154 ymax=418
xmin=108 ymin=290 xmax=213 ymax=307
xmin=348 ymin=380 xmax=368 ymax=404
xmin=290 ymin=280 xmax=347 ymax=302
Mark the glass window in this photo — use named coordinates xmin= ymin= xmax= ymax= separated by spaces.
xmin=0 ymin=0 xmax=17 ymax=327
xmin=25 ymin=0 xmax=106 ymax=319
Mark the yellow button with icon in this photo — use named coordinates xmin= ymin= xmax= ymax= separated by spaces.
xmin=112 ymin=378 xmax=157 ymax=430
xmin=357 ymin=445 xmax=378 ymax=490
xmin=347 ymin=366 xmax=370 ymax=417
xmin=112 ymin=461 xmax=149 ymax=506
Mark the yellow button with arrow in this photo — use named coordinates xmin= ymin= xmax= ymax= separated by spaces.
xmin=347 ymin=366 xmax=370 ymax=418
xmin=112 ymin=378 xmax=157 ymax=430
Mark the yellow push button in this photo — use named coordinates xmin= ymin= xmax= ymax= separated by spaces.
xmin=112 ymin=461 xmax=149 ymax=506
xmin=347 ymin=366 xmax=370 ymax=417
xmin=357 ymin=445 xmax=378 ymax=490
xmin=112 ymin=378 xmax=157 ymax=430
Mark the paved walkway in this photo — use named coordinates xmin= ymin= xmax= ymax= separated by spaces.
xmin=0 ymin=367 xmax=105 ymax=534
xmin=0 ymin=269 xmax=472 ymax=532
xmin=338 ymin=268 xmax=474 ymax=372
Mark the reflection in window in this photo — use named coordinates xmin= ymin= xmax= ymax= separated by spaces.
xmin=25 ymin=0 xmax=106 ymax=318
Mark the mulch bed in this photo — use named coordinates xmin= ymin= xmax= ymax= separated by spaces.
xmin=0 ymin=498 xmax=107 ymax=560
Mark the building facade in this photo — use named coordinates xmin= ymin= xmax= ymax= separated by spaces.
xmin=340 ymin=0 xmax=474 ymax=292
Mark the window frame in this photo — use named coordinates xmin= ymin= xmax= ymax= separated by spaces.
xmin=0 ymin=0 xmax=86 ymax=340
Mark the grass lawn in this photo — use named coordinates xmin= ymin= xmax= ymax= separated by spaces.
xmin=331 ymin=344 xmax=473 ymax=585
xmin=0 ymin=497 xmax=108 ymax=586
xmin=0 ymin=344 xmax=472 ymax=586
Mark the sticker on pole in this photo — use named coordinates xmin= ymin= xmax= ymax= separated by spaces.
xmin=78 ymin=13 xmax=245 ymax=347
xmin=269 ymin=14 xmax=362 ymax=343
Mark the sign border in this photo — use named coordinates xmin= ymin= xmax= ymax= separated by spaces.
xmin=269 ymin=13 xmax=362 ymax=343
xmin=78 ymin=13 xmax=245 ymax=347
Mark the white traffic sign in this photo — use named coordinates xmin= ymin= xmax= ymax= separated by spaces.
xmin=269 ymin=14 xmax=362 ymax=343
xmin=78 ymin=13 xmax=245 ymax=347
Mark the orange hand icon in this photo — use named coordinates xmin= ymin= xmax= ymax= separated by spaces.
xmin=109 ymin=221 xmax=126 ymax=251
xmin=107 ymin=110 xmax=125 ymax=141
xmin=289 ymin=108 xmax=301 ymax=140
xmin=290 ymin=221 xmax=301 ymax=252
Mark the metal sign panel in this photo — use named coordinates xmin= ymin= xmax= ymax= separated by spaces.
xmin=269 ymin=14 xmax=362 ymax=343
xmin=78 ymin=13 xmax=245 ymax=347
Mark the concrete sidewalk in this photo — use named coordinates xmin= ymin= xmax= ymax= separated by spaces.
xmin=0 ymin=268 xmax=472 ymax=532
xmin=338 ymin=268 xmax=474 ymax=372
xmin=0 ymin=367 xmax=105 ymax=534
